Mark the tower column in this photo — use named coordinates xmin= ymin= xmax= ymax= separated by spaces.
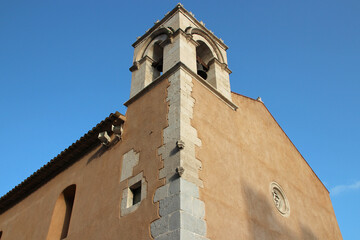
xmin=129 ymin=57 xmax=158 ymax=98
xmin=207 ymin=58 xmax=232 ymax=100
xmin=163 ymin=31 xmax=198 ymax=74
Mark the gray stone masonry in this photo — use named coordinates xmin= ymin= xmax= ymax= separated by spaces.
xmin=120 ymin=149 xmax=139 ymax=182
xmin=151 ymin=178 xmax=208 ymax=240
xmin=152 ymin=57 xmax=208 ymax=240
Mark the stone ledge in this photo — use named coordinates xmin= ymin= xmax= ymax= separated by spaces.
xmin=124 ymin=62 xmax=238 ymax=111
xmin=132 ymin=4 xmax=228 ymax=51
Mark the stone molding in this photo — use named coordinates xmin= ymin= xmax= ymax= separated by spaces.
xmin=129 ymin=61 xmax=139 ymax=72
xmin=185 ymin=27 xmax=225 ymax=64
xmin=270 ymin=182 xmax=290 ymax=217
xmin=132 ymin=4 xmax=228 ymax=50
xmin=173 ymin=28 xmax=200 ymax=48
xmin=208 ymin=57 xmax=232 ymax=74
xmin=124 ymin=62 xmax=238 ymax=111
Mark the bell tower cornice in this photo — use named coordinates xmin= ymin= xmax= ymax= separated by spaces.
xmin=132 ymin=3 xmax=228 ymax=50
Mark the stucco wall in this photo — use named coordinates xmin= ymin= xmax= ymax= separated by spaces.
xmin=191 ymin=79 xmax=342 ymax=239
xmin=0 ymin=79 xmax=169 ymax=240
xmin=0 ymin=74 xmax=343 ymax=239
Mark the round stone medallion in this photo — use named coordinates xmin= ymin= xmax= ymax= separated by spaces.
xmin=270 ymin=182 xmax=290 ymax=216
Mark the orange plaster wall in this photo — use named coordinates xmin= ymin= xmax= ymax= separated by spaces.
xmin=0 ymin=79 xmax=169 ymax=240
xmin=191 ymin=80 xmax=342 ymax=239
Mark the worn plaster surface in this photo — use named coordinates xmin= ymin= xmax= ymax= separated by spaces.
xmin=0 ymin=79 xmax=169 ymax=240
xmin=191 ymin=79 xmax=342 ymax=239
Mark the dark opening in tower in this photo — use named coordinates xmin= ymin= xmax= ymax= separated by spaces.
xmin=196 ymin=41 xmax=213 ymax=80
xmin=152 ymin=42 xmax=164 ymax=77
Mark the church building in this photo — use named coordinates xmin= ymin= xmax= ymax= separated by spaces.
xmin=0 ymin=4 xmax=342 ymax=239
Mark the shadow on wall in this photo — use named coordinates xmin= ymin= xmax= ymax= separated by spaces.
xmin=87 ymin=137 xmax=121 ymax=165
xmin=242 ymin=181 xmax=318 ymax=240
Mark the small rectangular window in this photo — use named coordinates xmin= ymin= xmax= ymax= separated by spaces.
xmin=121 ymin=172 xmax=147 ymax=216
xmin=130 ymin=181 xmax=141 ymax=206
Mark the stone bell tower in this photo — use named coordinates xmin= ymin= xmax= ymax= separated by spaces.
xmin=129 ymin=4 xmax=232 ymax=100
xmin=126 ymin=3 xmax=237 ymax=239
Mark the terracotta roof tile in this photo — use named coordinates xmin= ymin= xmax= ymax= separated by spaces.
xmin=0 ymin=111 xmax=125 ymax=214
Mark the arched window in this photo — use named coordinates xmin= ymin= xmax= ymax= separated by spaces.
xmin=196 ymin=41 xmax=214 ymax=80
xmin=46 ymin=185 xmax=76 ymax=240
xmin=152 ymin=42 xmax=164 ymax=77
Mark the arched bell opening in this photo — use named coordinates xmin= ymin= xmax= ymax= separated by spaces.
xmin=152 ymin=42 xmax=164 ymax=77
xmin=129 ymin=34 xmax=167 ymax=98
xmin=196 ymin=41 xmax=214 ymax=80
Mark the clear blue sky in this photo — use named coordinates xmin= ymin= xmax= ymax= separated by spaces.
xmin=1 ymin=0 xmax=359 ymax=238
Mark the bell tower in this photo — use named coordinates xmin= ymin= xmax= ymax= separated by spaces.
xmin=125 ymin=4 xmax=237 ymax=239
xmin=129 ymin=4 xmax=232 ymax=100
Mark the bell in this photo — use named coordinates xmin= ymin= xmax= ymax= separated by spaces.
xmin=152 ymin=60 xmax=163 ymax=73
xmin=197 ymin=62 xmax=208 ymax=80
xmin=155 ymin=62 xmax=163 ymax=72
